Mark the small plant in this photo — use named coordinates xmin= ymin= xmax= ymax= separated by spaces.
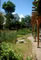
xmin=26 ymin=56 xmax=32 ymax=60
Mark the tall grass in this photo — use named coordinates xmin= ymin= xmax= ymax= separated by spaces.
xmin=0 ymin=30 xmax=17 ymax=43
xmin=0 ymin=28 xmax=32 ymax=42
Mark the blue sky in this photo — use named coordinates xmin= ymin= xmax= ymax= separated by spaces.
xmin=0 ymin=0 xmax=33 ymax=16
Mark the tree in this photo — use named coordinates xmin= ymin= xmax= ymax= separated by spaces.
xmin=24 ymin=15 xmax=31 ymax=28
xmin=2 ymin=1 xmax=16 ymax=29
xmin=20 ymin=18 xmax=25 ymax=28
xmin=0 ymin=13 xmax=4 ymax=29
xmin=2 ymin=1 xmax=15 ymax=13
xmin=19 ymin=16 xmax=31 ymax=28
xmin=25 ymin=15 xmax=31 ymax=23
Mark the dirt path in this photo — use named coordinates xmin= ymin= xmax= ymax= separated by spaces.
xmin=28 ymin=35 xmax=41 ymax=60
xmin=17 ymin=35 xmax=32 ymax=60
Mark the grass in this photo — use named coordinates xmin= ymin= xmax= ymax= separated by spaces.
xmin=5 ymin=36 xmax=32 ymax=60
xmin=0 ymin=30 xmax=17 ymax=43
xmin=13 ymin=41 xmax=32 ymax=56
xmin=0 ymin=28 xmax=32 ymax=60
xmin=0 ymin=28 xmax=32 ymax=42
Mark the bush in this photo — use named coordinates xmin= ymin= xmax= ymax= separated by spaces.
xmin=0 ymin=42 xmax=23 ymax=60
xmin=26 ymin=56 xmax=32 ymax=60
xmin=17 ymin=28 xmax=32 ymax=35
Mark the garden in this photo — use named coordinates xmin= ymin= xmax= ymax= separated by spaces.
xmin=0 ymin=0 xmax=34 ymax=60
xmin=0 ymin=28 xmax=33 ymax=60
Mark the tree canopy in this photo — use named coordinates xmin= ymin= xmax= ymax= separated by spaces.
xmin=25 ymin=15 xmax=31 ymax=23
xmin=2 ymin=1 xmax=16 ymax=29
xmin=2 ymin=1 xmax=15 ymax=13
xmin=0 ymin=13 xmax=4 ymax=29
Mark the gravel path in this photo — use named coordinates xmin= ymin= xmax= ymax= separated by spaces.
xmin=28 ymin=35 xmax=41 ymax=60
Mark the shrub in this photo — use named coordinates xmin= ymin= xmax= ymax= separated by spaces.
xmin=0 ymin=42 xmax=23 ymax=60
xmin=26 ymin=56 xmax=32 ymax=60
xmin=17 ymin=28 xmax=32 ymax=35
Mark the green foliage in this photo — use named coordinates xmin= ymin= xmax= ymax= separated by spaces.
xmin=0 ymin=42 xmax=32 ymax=60
xmin=5 ymin=13 xmax=12 ymax=28
xmin=0 ymin=31 xmax=6 ymax=42
xmin=0 ymin=13 xmax=4 ymax=25
xmin=20 ymin=15 xmax=31 ymax=28
xmin=0 ymin=13 xmax=4 ymax=29
xmin=17 ymin=28 xmax=32 ymax=35
xmin=2 ymin=1 xmax=15 ymax=13
xmin=20 ymin=18 xmax=25 ymax=27
xmin=26 ymin=56 xmax=32 ymax=60
xmin=0 ymin=42 xmax=23 ymax=60
xmin=0 ymin=31 xmax=17 ymax=43
xmin=0 ymin=29 xmax=31 ymax=42
xmin=2 ymin=1 xmax=15 ymax=29
xmin=5 ymin=13 xmax=20 ymax=29
xmin=16 ymin=54 xmax=23 ymax=60
xmin=25 ymin=15 xmax=31 ymax=23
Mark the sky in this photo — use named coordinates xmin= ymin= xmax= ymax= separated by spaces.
xmin=0 ymin=0 xmax=33 ymax=16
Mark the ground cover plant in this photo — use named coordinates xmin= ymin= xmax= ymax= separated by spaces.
xmin=0 ymin=42 xmax=23 ymax=60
